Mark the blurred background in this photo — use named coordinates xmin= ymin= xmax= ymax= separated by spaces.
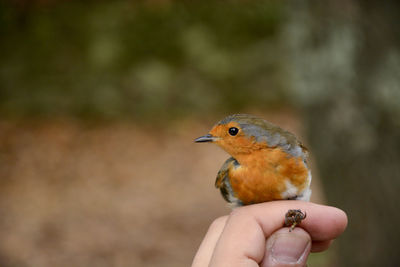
xmin=1 ymin=0 xmax=399 ymax=266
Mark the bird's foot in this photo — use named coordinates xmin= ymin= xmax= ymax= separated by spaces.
xmin=284 ymin=209 xmax=306 ymax=232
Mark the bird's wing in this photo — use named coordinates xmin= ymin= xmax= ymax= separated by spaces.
xmin=215 ymin=157 xmax=237 ymax=188
xmin=215 ymin=157 xmax=242 ymax=204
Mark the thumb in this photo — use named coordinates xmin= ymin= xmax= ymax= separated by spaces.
xmin=262 ymin=227 xmax=311 ymax=267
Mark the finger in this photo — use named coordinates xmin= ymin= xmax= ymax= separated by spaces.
xmin=261 ymin=227 xmax=311 ymax=267
xmin=311 ymin=240 xmax=333 ymax=252
xmin=209 ymin=201 xmax=347 ymax=267
xmin=192 ymin=216 xmax=228 ymax=267
xmin=244 ymin=201 xmax=347 ymax=241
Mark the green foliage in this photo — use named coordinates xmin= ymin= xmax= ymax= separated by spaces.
xmin=0 ymin=0 xmax=286 ymax=120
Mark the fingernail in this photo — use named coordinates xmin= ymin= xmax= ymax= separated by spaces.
xmin=269 ymin=232 xmax=311 ymax=264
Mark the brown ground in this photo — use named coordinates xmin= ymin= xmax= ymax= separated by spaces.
xmin=0 ymin=112 xmax=324 ymax=267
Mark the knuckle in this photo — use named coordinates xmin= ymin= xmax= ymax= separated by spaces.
xmin=229 ymin=205 xmax=249 ymax=218
xmin=209 ymin=216 xmax=228 ymax=231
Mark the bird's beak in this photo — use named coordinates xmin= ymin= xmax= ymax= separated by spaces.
xmin=194 ymin=134 xmax=217 ymax=143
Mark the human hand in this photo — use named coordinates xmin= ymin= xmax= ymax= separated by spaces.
xmin=192 ymin=201 xmax=347 ymax=267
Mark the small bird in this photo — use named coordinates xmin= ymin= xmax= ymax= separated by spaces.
xmin=195 ymin=114 xmax=311 ymax=228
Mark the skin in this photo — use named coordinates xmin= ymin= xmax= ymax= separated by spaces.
xmin=192 ymin=201 xmax=348 ymax=267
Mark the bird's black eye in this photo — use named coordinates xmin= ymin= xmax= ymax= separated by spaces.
xmin=228 ymin=127 xmax=239 ymax=136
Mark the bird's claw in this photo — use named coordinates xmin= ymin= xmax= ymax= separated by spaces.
xmin=284 ymin=209 xmax=306 ymax=232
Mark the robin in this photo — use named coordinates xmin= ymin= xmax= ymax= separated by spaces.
xmin=195 ymin=114 xmax=311 ymax=229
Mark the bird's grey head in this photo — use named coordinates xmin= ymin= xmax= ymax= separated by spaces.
xmin=218 ymin=114 xmax=304 ymax=158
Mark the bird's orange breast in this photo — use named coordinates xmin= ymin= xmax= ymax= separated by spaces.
xmin=228 ymin=147 xmax=309 ymax=204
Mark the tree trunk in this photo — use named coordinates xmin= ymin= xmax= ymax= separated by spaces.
xmin=285 ymin=1 xmax=400 ymax=266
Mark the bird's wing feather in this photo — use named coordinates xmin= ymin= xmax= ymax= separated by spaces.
xmin=215 ymin=157 xmax=242 ymax=204
xmin=215 ymin=157 xmax=236 ymax=188
xmin=215 ymin=157 xmax=237 ymax=188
